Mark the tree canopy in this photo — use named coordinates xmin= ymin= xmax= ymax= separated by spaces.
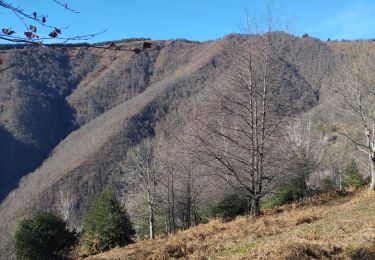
xmin=14 ymin=212 xmax=77 ymax=260
xmin=81 ymin=189 xmax=135 ymax=254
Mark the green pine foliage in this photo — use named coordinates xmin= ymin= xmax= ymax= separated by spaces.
xmin=262 ymin=185 xmax=295 ymax=208
xmin=14 ymin=212 xmax=77 ymax=260
xmin=81 ymin=189 xmax=135 ymax=254
xmin=321 ymin=176 xmax=335 ymax=191
xmin=344 ymin=159 xmax=366 ymax=189
xmin=263 ymin=154 xmax=312 ymax=208
xmin=212 ymin=193 xmax=249 ymax=219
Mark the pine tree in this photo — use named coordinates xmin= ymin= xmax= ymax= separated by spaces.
xmin=344 ymin=159 xmax=365 ymax=189
xmin=81 ymin=189 xmax=134 ymax=254
xmin=14 ymin=212 xmax=77 ymax=260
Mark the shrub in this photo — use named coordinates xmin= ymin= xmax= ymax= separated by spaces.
xmin=81 ymin=189 xmax=135 ymax=254
xmin=14 ymin=212 xmax=77 ymax=260
xmin=263 ymin=172 xmax=310 ymax=208
xmin=344 ymin=159 xmax=365 ymax=189
xmin=212 ymin=193 xmax=249 ymax=219
xmin=263 ymin=185 xmax=295 ymax=208
xmin=321 ymin=176 xmax=335 ymax=191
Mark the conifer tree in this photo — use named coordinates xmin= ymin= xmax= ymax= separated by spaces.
xmin=81 ymin=189 xmax=134 ymax=254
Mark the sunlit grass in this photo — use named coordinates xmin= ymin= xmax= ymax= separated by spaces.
xmin=88 ymin=190 xmax=375 ymax=259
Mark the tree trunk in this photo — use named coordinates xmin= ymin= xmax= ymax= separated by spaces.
xmin=149 ymin=204 xmax=155 ymax=239
xmin=171 ymin=172 xmax=176 ymax=233
xmin=171 ymin=196 xmax=176 ymax=233
xmin=246 ymin=197 xmax=252 ymax=215
xmin=370 ymin=154 xmax=375 ymax=190
xmin=250 ymin=197 xmax=261 ymax=217
xmin=165 ymin=217 xmax=169 ymax=234
xmin=186 ymin=196 xmax=191 ymax=228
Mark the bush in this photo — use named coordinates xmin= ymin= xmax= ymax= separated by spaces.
xmin=263 ymin=185 xmax=295 ymax=208
xmin=321 ymin=176 xmax=335 ymax=191
xmin=263 ymin=171 xmax=310 ymax=208
xmin=344 ymin=159 xmax=366 ymax=189
xmin=212 ymin=193 xmax=249 ymax=219
xmin=81 ymin=189 xmax=135 ymax=254
xmin=14 ymin=212 xmax=77 ymax=260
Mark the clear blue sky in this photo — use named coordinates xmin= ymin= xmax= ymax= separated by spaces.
xmin=2 ymin=0 xmax=375 ymax=43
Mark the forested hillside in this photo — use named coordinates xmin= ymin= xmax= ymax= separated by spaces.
xmin=0 ymin=34 xmax=371 ymax=258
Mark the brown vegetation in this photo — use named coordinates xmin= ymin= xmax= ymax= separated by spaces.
xmin=84 ymin=190 xmax=375 ymax=259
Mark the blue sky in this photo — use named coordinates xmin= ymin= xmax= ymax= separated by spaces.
xmin=2 ymin=0 xmax=375 ymax=43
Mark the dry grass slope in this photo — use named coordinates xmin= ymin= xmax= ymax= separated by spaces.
xmin=87 ymin=190 xmax=375 ymax=260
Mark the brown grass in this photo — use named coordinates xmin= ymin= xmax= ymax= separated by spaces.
xmin=83 ymin=189 xmax=375 ymax=259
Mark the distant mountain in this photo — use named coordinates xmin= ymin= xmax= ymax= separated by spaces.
xmin=0 ymin=34 xmax=337 ymax=257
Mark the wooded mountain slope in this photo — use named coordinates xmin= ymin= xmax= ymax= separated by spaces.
xmin=0 ymin=34 xmax=339 ymax=257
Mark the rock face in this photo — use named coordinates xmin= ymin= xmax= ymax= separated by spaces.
xmin=0 ymin=35 xmax=334 ymax=257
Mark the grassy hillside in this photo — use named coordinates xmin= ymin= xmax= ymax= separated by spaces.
xmin=87 ymin=189 xmax=375 ymax=259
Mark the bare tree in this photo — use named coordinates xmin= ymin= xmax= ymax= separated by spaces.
xmin=155 ymin=135 xmax=177 ymax=234
xmin=285 ymin=120 xmax=326 ymax=168
xmin=333 ymin=49 xmax=375 ymax=190
xmin=178 ymin=164 xmax=209 ymax=229
xmin=56 ymin=186 xmax=76 ymax=227
xmin=185 ymin=11 xmax=307 ymax=216
xmin=120 ymin=138 xmax=158 ymax=239
xmin=284 ymin=119 xmax=327 ymax=192
xmin=156 ymin=122 xmax=215 ymax=233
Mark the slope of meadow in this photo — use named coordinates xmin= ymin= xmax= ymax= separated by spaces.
xmin=88 ymin=190 xmax=375 ymax=260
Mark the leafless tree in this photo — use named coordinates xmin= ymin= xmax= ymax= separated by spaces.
xmin=285 ymin=120 xmax=326 ymax=167
xmin=185 ymin=10 xmax=305 ymax=216
xmin=284 ymin=119 xmax=327 ymax=190
xmin=155 ymin=135 xmax=177 ymax=234
xmin=333 ymin=49 xmax=375 ymax=190
xmin=177 ymin=164 xmax=209 ymax=229
xmin=56 ymin=186 xmax=76 ymax=227
xmin=155 ymin=121 xmax=215 ymax=232
xmin=120 ymin=138 xmax=158 ymax=239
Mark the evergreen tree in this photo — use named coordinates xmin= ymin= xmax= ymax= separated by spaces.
xmin=14 ymin=212 xmax=77 ymax=260
xmin=321 ymin=176 xmax=335 ymax=191
xmin=81 ymin=189 xmax=134 ymax=254
xmin=212 ymin=192 xmax=249 ymax=219
xmin=344 ymin=159 xmax=365 ymax=189
xmin=263 ymin=153 xmax=313 ymax=208
xmin=302 ymin=33 xmax=309 ymax=38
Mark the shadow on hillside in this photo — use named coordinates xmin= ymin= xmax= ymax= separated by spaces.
xmin=0 ymin=127 xmax=46 ymax=201
xmin=349 ymin=246 xmax=375 ymax=260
